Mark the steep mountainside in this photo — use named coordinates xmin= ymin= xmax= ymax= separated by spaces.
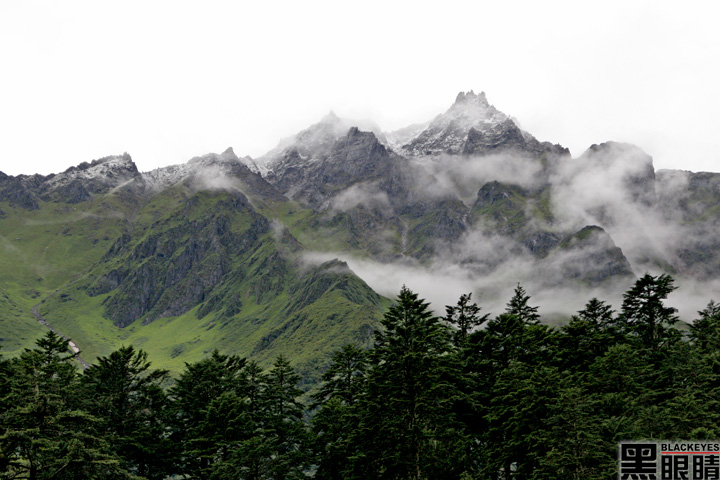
xmin=0 ymin=153 xmax=387 ymax=379
xmin=3 ymin=90 xmax=720 ymax=379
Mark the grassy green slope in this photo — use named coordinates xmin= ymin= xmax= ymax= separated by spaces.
xmin=31 ymin=187 xmax=387 ymax=382
xmin=0 ymin=194 xmax=135 ymax=355
xmin=0 ymin=290 xmax=42 ymax=353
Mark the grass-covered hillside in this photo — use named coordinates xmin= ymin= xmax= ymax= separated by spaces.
xmin=0 ymin=161 xmax=389 ymax=382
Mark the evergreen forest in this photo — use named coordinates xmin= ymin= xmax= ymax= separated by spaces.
xmin=2 ymin=273 xmax=718 ymax=479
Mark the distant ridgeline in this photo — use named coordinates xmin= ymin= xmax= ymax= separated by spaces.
xmin=1 ymin=90 xmax=720 ymax=382
xmin=2 ymin=277 xmax=718 ymax=479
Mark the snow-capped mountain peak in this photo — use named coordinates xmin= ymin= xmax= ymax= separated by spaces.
xmin=398 ymin=91 xmax=511 ymax=156
xmin=444 ymin=90 xmax=508 ymax=126
xmin=254 ymin=111 xmax=389 ymax=176
xmin=56 ymin=153 xmax=138 ymax=181
xmin=143 ymin=147 xmax=257 ymax=191
xmin=396 ymin=91 xmax=567 ymax=158
xmin=454 ymin=90 xmax=488 ymax=105
xmin=41 ymin=153 xmax=143 ymax=194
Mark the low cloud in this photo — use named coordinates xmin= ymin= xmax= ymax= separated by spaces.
xmin=302 ymin=247 xmax=627 ymax=322
xmin=414 ymin=152 xmax=546 ymax=203
xmin=330 ymin=182 xmax=392 ymax=212
xmin=547 ymin=144 xmax=685 ymax=275
xmin=190 ymin=165 xmax=244 ymax=192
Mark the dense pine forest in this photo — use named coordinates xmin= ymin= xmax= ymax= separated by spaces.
xmin=2 ymin=273 xmax=719 ymax=479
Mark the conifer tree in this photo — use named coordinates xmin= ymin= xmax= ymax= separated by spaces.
xmin=482 ymin=362 xmax=560 ymax=479
xmin=311 ymin=344 xmax=367 ymax=408
xmin=463 ymin=286 xmax=557 ymax=479
xmin=445 ymin=292 xmax=489 ymax=346
xmin=243 ymin=360 xmax=266 ymax=417
xmin=690 ymin=300 xmax=720 ymax=351
xmin=649 ymin=338 xmax=720 ymax=439
xmin=351 ymin=286 xmax=468 ymax=479
xmin=169 ymin=350 xmax=248 ymax=479
xmin=505 ymin=284 xmax=540 ymax=324
xmin=0 ymin=332 xmax=132 ymax=479
xmin=311 ymin=345 xmax=368 ymax=480
xmin=618 ymin=273 xmax=680 ymax=351
xmin=478 ymin=311 xmax=555 ymax=369
xmin=202 ymin=359 xmax=269 ymax=480
xmin=559 ymin=298 xmax=618 ymax=370
xmin=0 ymin=344 xmax=10 ymax=419
xmin=262 ymin=355 xmax=311 ymax=479
xmin=79 ymin=345 xmax=172 ymax=479
xmin=211 ymin=356 xmax=310 ymax=480
xmin=538 ymin=381 xmax=614 ymax=480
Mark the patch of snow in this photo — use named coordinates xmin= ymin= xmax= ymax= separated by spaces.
xmin=386 ymin=121 xmax=431 ymax=151
xmin=389 ymin=91 xmax=545 ymax=158
xmin=39 ymin=154 xmax=139 ymax=191
xmin=256 ymin=111 xmax=389 ymax=176
xmin=143 ymin=163 xmax=195 ymax=191
xmin=142 ymin=150 xmax=256 ymax=192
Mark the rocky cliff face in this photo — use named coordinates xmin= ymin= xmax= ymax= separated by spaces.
xmin=266 ymin=127 xmax=407 ymax=209
xmin=549 ymin=225 xmax=634 ymax=286
xmin=655 ymin=169 xmax=720 ymax=279
xmin=144 ymin=147 xmax=286 ymax=204
xmin=91 ymin=191 xmax=269 ymax=327
xmin=0 ymin=91 xmax=676 ymax=290
xmin=0 ymin=172 xmax=40 ymax=209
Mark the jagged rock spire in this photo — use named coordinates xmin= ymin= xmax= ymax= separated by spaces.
xmin=454 ymin=90 xmax=488 ymax=106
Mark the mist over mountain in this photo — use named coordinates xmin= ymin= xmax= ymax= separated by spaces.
xmin=1 ymin=90 xmax=719 ymax=375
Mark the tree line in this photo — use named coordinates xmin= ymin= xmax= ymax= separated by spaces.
xmin=2 ymin=273 xmax=720 ymax=479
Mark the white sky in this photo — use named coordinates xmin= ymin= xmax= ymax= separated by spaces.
xmin=1 ymin=0 xmax=719 ymax=176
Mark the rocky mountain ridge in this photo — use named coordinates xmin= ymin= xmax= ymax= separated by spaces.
xmin=0 ymin=92 xmax=713 ymax=284
xmin=3 ymin=91 xmax=720 ymax=378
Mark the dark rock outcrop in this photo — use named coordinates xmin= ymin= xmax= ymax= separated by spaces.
xmin=92 ymin=190 xmax=270 ymax=327
xmin=471 ymin=181 xmax=529 ymax=233
xmin=0 ymin=174 xmax=39 ymax=210
xmin=267 ymin=127 xmax=415 ymax=211
xmin=52 ymin=179 xmax=92 ymax=204
xmin=549 ymin=225 xmax=634 ymax=286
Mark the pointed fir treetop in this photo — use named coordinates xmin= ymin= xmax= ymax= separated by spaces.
xmin=445 ymin=292 xmax=489 ymax=346
xmin=619 ymin=273 xmax=679 ymax=351
xmin=690 ymin=300 xmax=720 ymax=351
xmin=573 ymin=297 xmax=615 ymax=327
xmin=375 ymin=285 xmax=451 ymax=357
xmin=33 ymin=330 xmax=76 ymax=363
xmin=505 ymin=284 xmax=540 ymax=325
xmin=620 ymin=273 xmax=678 ymax=321
xmin=265 ymin=355 xmax=304 ymax=419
